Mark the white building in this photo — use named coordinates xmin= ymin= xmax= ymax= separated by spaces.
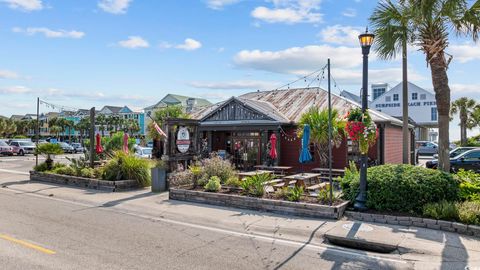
xmin=341 ymin=82 xmax=438 ymax=141
xmin=370 ymin=82 xmax=438 ymax=141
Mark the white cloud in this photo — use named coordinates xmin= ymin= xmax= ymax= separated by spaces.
xmin=98 ymin=0 xmax=132 ymax=14
xmin=13 ymin=27 xmax=85 ymax=39
xmin=319 ymin=25 xmax=363 ymax=46
xmin=450 ymin=84 xmax=480 ymax=97
xmin=234 ymin=45 xmax=365 ymax=75
xmin=117 ymin=36 xmax=149 ymax=49
xmin=0 ymin=86 xmax=31 ymax=94
xmin=206 ymin=0 xmax=241 ymax=10
xmin=175 ymin=38 xmax=202 ymax=51
xmin=1 ymin=0 xmax=42 ymax=11
xmin=251 ymin=0 xmax=322 ymax=24
xmin=331 ymin=68 xmax=426 ymax=86
xmin=342 ymin=8 xmax=356 ymax=17
xmin=188 ymin=80 xmax=278 ymax=90
xmin=449 ymin=43 xmax=480 ymax=63
xmin=0 ymin=70 xmax=19 ymax=79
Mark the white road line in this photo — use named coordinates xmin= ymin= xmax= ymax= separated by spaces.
xmin=0 ymin=187 xmax=408 ymax=265
xmin=0 ymin=169 xmax=30 ymax=175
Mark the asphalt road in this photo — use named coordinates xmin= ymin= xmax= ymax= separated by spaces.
xmin=0 ymin=155 xmax=417 ymax=270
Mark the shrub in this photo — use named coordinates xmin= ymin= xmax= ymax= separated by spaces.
xmin=455 ymin=169 xmax=480 ymax=202
xmin=317 ymin=184 xmax=332 ymax=204
xmin=169 ymin=170 xmax=193 ymax=187
xmin=287 ymin=186 xmax=304 ymax=202
xmin=80 ymin=168 xmax=95 ymax=178
xmin=102 ymin=152 xmax=151 ymax=187
xmin=204 ymin=176 xmax=221 ymax=192
xmin=35 ymin=143 xmax=63 ymax=169
xmin=457 ymin=201 xmax=480 ymax=225
xmin=339 ymin=161 xmax=359 ymax=202
xmin=274 ymin=187 xmax=289 ymax=200
xmin=189 ymin=164 xmax=204 ymax=188
xmin=241 ymin=173 xmax=272 ymax=197
xmin=225 ymin=177 xmax=241 ymax=188
xmin=52 ymin=166 xmax=76 ymax=176
xmin=103 ymin=132 xmax=136 ymax=154
xmin=201 ymin=155 xmax=236 ymax=183
xmin=34 ymin=162 xmax=49 ymax=172
xmin=93 ymin=167 xmax=104 ymax=179
xmin=341 ymin=164 xmax=459 ymax=213
xmin=423 ymin=201 xmax=459 ymax=221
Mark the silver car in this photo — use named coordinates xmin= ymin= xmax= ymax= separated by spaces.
xmin=416 ymin=141 xmax=438 ymax=155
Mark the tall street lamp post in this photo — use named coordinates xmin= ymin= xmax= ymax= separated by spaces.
xmin=354 ymin=28 xmax=375 ymax=211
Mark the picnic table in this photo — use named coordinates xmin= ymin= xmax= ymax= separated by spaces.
xmin=253 ymin=165 xmax=292 ymax=175
xmin=237 ymin=170 xmax=274 ymax=178
xmin=311 ymin=168 xmax=345 ymax=177
xmin=278 ymin=173 xmax=322 ymax=188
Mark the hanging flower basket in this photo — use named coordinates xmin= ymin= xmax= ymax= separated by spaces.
xmin=345 ymin=108 xmax=378 ymax=154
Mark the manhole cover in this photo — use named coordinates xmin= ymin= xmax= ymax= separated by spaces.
xmin=342 ymin=222 xmax=374 ymax=232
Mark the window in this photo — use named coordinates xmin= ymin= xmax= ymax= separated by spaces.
xmin=393 ymin=94 xmax=399 ymax=101
xmin=412 ymin=93 xmax=418 ymax=100
xmin=373 ymin=88 xmax=386 ymax=100
xmin=464 ymin=151 xmax=480 ymax=160
xmin=385 ymin=96 xmax=391 ymax=102
xmin=420 ymin=94 xmax=426 ymax=100
xmin=431 ymin=107 xmax=438 ymax=121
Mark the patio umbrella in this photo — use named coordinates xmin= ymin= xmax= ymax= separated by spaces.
xmin=123 ymin=133 xmax=129 ymax=154
xmin=299 ymin=124 xmax=313 ymax=167
xmin=95 ymin=133 xmax=103 ymax=154
xmin=269 ymin=134 xmax=277 ymax=165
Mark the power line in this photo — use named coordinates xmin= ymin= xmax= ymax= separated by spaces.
xmin=275 ymin=64 xmax=328 ymax=91
xmin=39 ymin=99 xmax=81 ymax=112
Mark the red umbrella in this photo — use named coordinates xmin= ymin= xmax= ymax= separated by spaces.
xmin=95 ymin=133 xmax=103 ymax=154
xmin=123 ymin=133 xmax=129 ymax=154
xmin=269 ymin=134 xmax=277 ymax=160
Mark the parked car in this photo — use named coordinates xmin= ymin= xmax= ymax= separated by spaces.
xmin=426 ymin=149 xmax=480 ymax=173
xmin=433 ymin=147 xmax=479 ymax=159
xmin=9 ymin=140 xmax=36 ymax=156
xmin=71 ymin=143 xmax=85 ymax=153
xmin=0 ymin=141 xmax=13 ymax=156
xmin=416 ymin=141 xmax=438 ymax=155
xmin=58 ymin=142 xmax=75 ymax=153
xmin=135 ymin=147 xmax=152 ymax=159
xmin=147 ymin=141 xmax=153 ymax=148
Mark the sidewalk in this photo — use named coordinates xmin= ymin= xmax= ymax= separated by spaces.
xmin=1 ymin=173 xmax=479 ymax=269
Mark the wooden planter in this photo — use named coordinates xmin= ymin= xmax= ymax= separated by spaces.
xmin=169 ymin=188 xmax=349 ymax=219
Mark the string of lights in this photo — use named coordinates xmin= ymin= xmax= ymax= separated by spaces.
xmin=274 ymin=64 xmax=328 ymax=91
xmin=39 ymin=99 xmax=80 ymax=112
xmin=278 ymin=126 xmax=298 ymax=142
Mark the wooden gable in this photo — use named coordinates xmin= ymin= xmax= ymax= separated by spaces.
xmin=203 ymin=98 xmax=274 ymax=122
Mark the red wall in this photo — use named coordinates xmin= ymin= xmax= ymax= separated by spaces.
xmin=384 ymin=125 xmax=409 ymax=164
xmin=279 ymin=128 xmax=348 ymax=172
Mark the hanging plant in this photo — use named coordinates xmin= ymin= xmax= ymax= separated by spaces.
xmin=345 ymin=108 xmax=378 ymax=154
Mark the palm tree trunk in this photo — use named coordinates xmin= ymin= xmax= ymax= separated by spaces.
xmin=430 ymin=56 xmax=450 ymax=172
xmin=402 ymin=40 xmax=409 ymax=164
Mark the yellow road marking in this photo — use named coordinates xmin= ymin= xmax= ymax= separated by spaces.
xmin=0 ymin=234 xmax=56 ymax=255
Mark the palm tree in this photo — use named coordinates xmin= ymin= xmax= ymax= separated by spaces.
xmin=126 ymin=119 xmax=140 ymax=136
xmin=297 ymin=108 xmax=346 ymax=167
xmin=0 ymin=118 xmax=6 ymax=136
xmin=402 ymin=0 xmax=480 ymax=171
xmin=75 ymin=117 xmax=91 ymax=145
xmin=4 ymin=119 xmax=17 ymax=138
xmin=469 ymin=105 xmax=480 ymax=134
xmin=49 ymin=126 xmax=62 ymax=140
xmin=95 ymin=114 xmax=107 ymax=136
xmin=451 ymin=97 xmax=477 ymax=146
xmin=370 ymin=0 xmax=414 ymax=164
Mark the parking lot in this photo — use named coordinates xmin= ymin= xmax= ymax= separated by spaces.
xmin=0 ymin=153 xmax=83 ymax=175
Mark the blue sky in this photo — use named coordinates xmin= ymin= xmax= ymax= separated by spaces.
xmin=0 ymin=0 xmax=479 ymax=139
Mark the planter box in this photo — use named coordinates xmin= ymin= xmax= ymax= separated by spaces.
xmin=30 ymin=171 xmax=139 ymax=192
xmin=169 ymin=188 xmax=349 ymax=219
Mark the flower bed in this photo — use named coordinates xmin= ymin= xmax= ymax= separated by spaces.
xmin=30 ymin=171 xmax=138 ymax=192
xmin=170 ymin=187 xmax=349 ymax=219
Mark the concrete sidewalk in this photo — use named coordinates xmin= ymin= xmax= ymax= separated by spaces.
xmin=1 ymin=173 xmax=479 ymax=269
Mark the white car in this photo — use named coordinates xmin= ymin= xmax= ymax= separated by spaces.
xmin=135 ymin=147 xmax=152 ymax=159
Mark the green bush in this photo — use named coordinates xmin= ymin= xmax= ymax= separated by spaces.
xmin=457 ymin=201 xmax=480 ymax=225
xmin=204 ymin=176 xmax=221 ymax=192
xmin=52 ymin=166 xmax=76 ymax=176
xmin=341 ymin=164 xmax=458 ymax=213
xmin=423 ymin=201 xmax=480 ymax=225
xmin=287 ymin=186 xmax=304 ymax=202
xmin=455 ymin=169 xmax=480 ymax=202
xmin=102 ymin=152 xmax=151 ymax=187
xmin=34 ymin=162 xmax=49 ymax=172
xmin=225 ymin=177 xmax=241 ymax=188
xmin=201 ymin=155 xmax=236 ymax=183
xmin=103 ymin=132 xmax=136 ymax=154
xmin=189 ymin=164 xmax=204 ymax=188
xmin=169 ymin=170 xmax=194 ymax=187
xmin=80 ymin=168 xmax=95 ymax=178
xmin=241 ymin=173 xmax=272 ymax=197
xmin=93 ymin=167 xmax=104 ymax=179
xmin=274 ymin=187 xmax=289 ymax=200
xmin=423 ymin=201 xmax=459 ymax=221
xmin=339 ymin=161 xmax=359 ymax=202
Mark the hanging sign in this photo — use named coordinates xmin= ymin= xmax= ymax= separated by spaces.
xmin=176 ymin=126 xmax=190 ymax=153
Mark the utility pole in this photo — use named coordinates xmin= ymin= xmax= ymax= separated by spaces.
xmin=89 ymin=107 xmax=95 ymax=168
xmin=327 ymin=59 xmax=333 ymax=206
xmin=35 ymin=97 xmax=40 ymax=167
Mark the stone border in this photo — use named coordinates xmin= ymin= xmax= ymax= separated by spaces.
xmin=170 ymin=188 xmax=350 ymax=219
xmin=344 ymin=211 xmax=480 ymax=238
xmin=30 ymin=171 xmax=139 ymax=192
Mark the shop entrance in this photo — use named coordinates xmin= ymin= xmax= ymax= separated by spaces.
xmin=231 ymin=132 xmax=261 ymax=170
